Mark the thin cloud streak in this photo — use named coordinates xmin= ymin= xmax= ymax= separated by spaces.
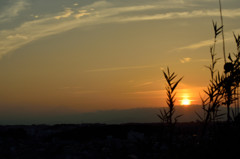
xmin=119 ymin=9 xmax=240 ymax=22
xmin=132 ymin=90 xmax=163 ymax=95
xmin=54 ymin=8 xmax=74 ymax=20
xmin=134 ymin=82 xmax=153 ymax=88
xmin=85 ymin=65 xmax=155 ymax=73
xmin=180 ymin=57 xmax=191 ymax=63
xmin=176 ymin=28 xmax=240 ymax=51
xmin=178 ymin=39 xmax=214 ymax=50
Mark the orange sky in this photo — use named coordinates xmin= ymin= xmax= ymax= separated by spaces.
xmin=0 ymin=0 xmax=239 ymax=121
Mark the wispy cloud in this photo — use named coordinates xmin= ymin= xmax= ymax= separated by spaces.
xmin=0 ymin=9 xmax=94 ymax=58
xmin=119 ymin=9 xmax=240 ymax=22
xmin=0 ymin=0 xmax=29 ymax=22
xmin=7 ymin=34 xmax=28 ymax=40
xmin=85 ymin=65 xmax=155 ymax=72
xmin=54 ymin=8 xmax=74 ymax=20
xmin=75 ymin=10 xmax=91 ymax=19
xmin=59 ymin=87 xmax=98 ymax=95
xmin=180 ymin=57 xmax=191 ymax=63
xmin=82 ymin=1 xmax=112 ymax=9
xmin=177 ymin=39 xmax=214 ymax=50
xmin=0 ymin=0 xmax=240 ymax=59
xmin=134 ymin=82 xmax=154 ymax=88
xmin=176 ymin=28 xmax=240 ymax=51
xmin=132 ymin=90 xmax=163 ymax=95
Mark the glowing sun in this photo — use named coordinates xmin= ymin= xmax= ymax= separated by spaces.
xmin=181 ymin=98 xmax=191 ymax=106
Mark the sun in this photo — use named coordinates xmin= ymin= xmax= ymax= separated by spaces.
xmin=181 ymin=98 xmax=191 ymax=106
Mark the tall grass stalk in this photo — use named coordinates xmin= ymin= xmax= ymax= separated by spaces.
xmin=157 ymin=67 xmax=183 ymax=125
xmin=198 ymin=1 xmax=240 ymax=125
xmin=219 ymin=0 xmax=226 ymax=64
xmin=198 ymin=32 xmax=225 ymax=135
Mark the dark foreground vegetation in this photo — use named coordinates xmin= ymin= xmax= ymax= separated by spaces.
xmin=0 ymin=122 xmax=240 ymax=159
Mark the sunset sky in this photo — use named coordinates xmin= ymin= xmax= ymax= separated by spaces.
xmin=0 ymin=0 xmax=239 ymax=123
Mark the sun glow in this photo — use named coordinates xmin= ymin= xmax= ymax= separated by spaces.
xmin=181 ymin=98 xmax=191 ymax=106
xmin=180 ymin=93 xmax=192 ymax=106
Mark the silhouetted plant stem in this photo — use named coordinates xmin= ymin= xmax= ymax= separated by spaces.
xmin=196 ymin=1 xmax=240 ymax=138
xmin=219 ymin=0 xmax=226 ymax=64
xmin=157 ymin=67 xmax=183 ymax=148
xmin=237 ymin=89 xmax=239 ymax=114
xmin=220 ymin=0 xmax=232 ymax=122
xmin=202 ymin=108 xmax=210 ymax=137
xmin=157 ymin=67 xmax=183 ymax=125
xmin=199 ymin=23 xmax=225 ymax=136
xmin=227 ymin=99 xmax=231 ymax=122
